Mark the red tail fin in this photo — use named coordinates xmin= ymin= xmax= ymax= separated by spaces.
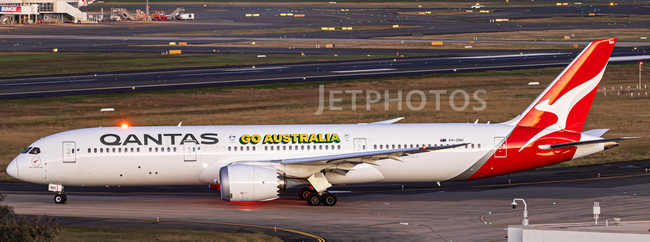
xmin=515 ymin=38 xmax=617 ymax=132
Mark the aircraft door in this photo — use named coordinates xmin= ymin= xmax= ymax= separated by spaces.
xmin=353 ymin=138 xmax=367 ymax=152
xmin=184 ymin=140 xmax=197 ymax=162
xmin=494 ymin=137 xmax=507 ymax=158
xmin=62 ymin=142 xmax=76 ymax=163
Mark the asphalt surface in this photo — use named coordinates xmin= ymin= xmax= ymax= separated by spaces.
xmin=1 ymin=4 xmax=649 ymax=52
xmin=2 ymin=159 xmax=650 ymax=241
xmin=1 ymin=48 xmax=648 ymax=100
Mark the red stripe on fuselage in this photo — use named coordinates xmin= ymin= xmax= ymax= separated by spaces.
xmin=466 ymin=127 xmax=581 ymax=181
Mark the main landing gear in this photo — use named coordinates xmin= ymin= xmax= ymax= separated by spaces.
xmin=298 ymin=187 xmax=337 ymax=206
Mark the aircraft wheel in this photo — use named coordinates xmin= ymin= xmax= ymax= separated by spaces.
xmin=298 ymin=187 xmax=311 ymax=200
xmin=54 ymin=194 xmax=67 ymax=204
xmin=322 ymin=193 xmax=337 ymax=206
xmin=306 ymin=193 xmax=321 ymax=206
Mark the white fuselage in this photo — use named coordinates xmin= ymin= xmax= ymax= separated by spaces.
xmin=10 ymin=123 xmax=518 ymax=187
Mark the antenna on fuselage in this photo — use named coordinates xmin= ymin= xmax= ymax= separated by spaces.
xmin=178 ymin=122 xmax=182 ymax=127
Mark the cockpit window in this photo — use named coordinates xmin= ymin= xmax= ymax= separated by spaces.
xmin=21 ymin=147 xmax=33 ymax=154
xmin=28 ymin=147 xmax=41 ymax=155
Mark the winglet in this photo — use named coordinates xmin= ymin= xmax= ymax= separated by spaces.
xmin=369 ymin=117 xmax=404 ymax=125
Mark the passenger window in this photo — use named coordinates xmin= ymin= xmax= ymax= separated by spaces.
xmin=21 ymin=147 xmax=32 ymax=154
xmin=252 ymin=146 xmax=256 ymax=151
xmin=118 ymin=148 xmax=122 ymax=153
xmin=337 ymin=145 xmax=341 ymax=150
xmin=270 ymin=146 xmax=274 ymax=151
xmin=100 ymin=148 xmax=103 ymax=153
xmin=88 ymin=148 xmax=91 ymax=153
xmin=173 ymin=147 xmax=176 ymax=152
xmin=289 ymin=146 xmax=292 ymax=151
xmin=306 ymin=146 xmax=310 ymax=150
xmin=155 ymin=147 xmax=158 ymax=152
xmin=265 ymin=146 xmax=268 ymax=151
xmin=478 ymin=144 xmax=481 ymax=149
xmin=167 ymin=147 xmax=171 ymax=152
xmin=246 ymin=146 xmax=250 ymax=151
xmin=112 ymin=148 xmax=116 ymax=153
xmin=94 ymin=148 xmax=97 ymax=153
xmin=398 ymin=144 xmax=401 ymax=149
xmin=29 ymin=147 xmax=41 ymax=155
xmin=137 ymin=148 xmax=140 ymax=153
xmin=319 ymin=145 xmax=322 ymax=150
xmin=471 ymin=144 xmax=475 ymax=149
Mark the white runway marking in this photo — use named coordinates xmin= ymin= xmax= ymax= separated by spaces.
xmin=331 ymin=68 xmax=396 ymax=73
xmin=177 ymin=70 xmax=264 ymax=77
xmin=0 ymin=79 xmax=98 ymax=86
xmin=609 ymin=55 xmax=650 ymax=61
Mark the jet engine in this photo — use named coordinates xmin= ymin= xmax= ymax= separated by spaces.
xmin=219 ymin=164 xmax=301 ymax=202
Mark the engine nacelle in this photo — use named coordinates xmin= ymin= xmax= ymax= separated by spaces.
xmin=219 ymin=164 xmax=300 ymax=202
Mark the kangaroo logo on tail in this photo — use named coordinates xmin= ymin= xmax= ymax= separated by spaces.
xmin=513 ymin=38 xmax=617 ymax=151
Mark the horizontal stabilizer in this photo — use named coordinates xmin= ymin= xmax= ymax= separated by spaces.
xmin=538 ymin=137 xmax=638 ymax=150
xmin=581 ymin=129 xmax=609 ymax=137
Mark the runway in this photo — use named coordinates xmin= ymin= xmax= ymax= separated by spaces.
xmin=2 ymin=4 xmax=649 ymax=53
xmin=1 ymin=49 xmax=648 ymax=100
xmin=2 ymin=159 xmax=650 ymax=241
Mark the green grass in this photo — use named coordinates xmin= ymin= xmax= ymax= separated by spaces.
xmin=58 ymin=227 xmax=282 ymax=242
xmin=86 ymin=1 xmax=623 ymax=8
xmin=512 ymin=15 xmax=650 ymax=23
xmin=0 ymin=52 xmax=395 ymax=78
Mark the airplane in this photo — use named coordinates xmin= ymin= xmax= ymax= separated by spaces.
xmin=6 ymin=38 xmax=636 ymax=206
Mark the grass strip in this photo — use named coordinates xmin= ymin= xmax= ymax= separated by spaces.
xmin=0 ymin=52 xmax=395 ymax=78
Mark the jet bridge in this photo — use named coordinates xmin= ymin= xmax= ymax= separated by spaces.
xmin=0 ymin=0 xmax=99 ymax=24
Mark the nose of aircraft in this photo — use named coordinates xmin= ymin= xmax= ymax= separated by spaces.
xmin=7 ymin=158 xmax=18 ymax=179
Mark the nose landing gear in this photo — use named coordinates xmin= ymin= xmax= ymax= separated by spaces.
xmin=54 ymin=193 xmax=67 ymax=204
xmin=49 ymin=183 xmax=66 ymax=204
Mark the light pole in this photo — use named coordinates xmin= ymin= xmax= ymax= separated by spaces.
xmin=145 ymin=0 xmax=149 ymax=21
xmin=640 ymin=61 xmax=643 ymax=90
xmin=511 ymin=198 xmax=529 ymax=226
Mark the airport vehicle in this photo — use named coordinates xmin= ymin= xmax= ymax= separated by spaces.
xmin=471 ymin=3 xmax=484 ymax=8
xmin=151 ymin=12 xmax=167 ymax=21
xmin=6 ymin=38 xmax=633 ymax=206
xmin=177 ymin=13 xmax=194 ymax=20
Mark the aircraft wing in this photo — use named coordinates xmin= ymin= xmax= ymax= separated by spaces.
xmin=278 ymin=143 xmax=467 ymax=166
xmin=538 ymin=137 xmax=638 ymax=150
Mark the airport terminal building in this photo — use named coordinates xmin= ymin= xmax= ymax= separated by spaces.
xmin=0 ymin=0 xmax=98 ymax=24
